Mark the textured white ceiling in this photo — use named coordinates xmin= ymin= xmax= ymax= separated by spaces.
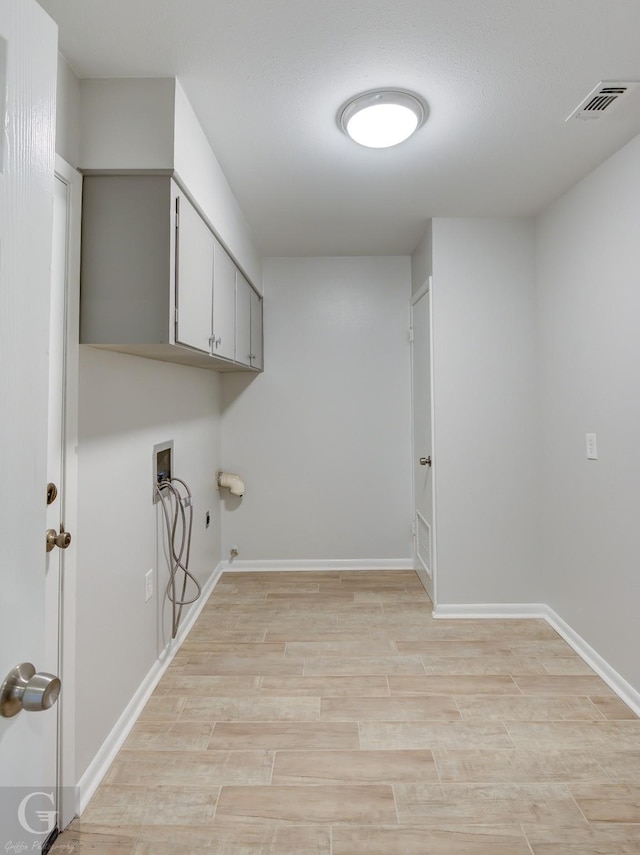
xmin=39 ymin=0 xmax=640 ymax=256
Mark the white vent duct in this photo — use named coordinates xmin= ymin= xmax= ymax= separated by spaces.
xmin=566 ymin=81 xmax=639 ymax=121
xmin=217 ymin=471 xmax=245 ymax=497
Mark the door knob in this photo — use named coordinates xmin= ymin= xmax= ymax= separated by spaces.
xmin=419 ymin=456 xmax=432 ymax=467
xmin=0 ymin=663 xmax=61 ymax=718
xmin=46 ymin=527 xmax=71 ymax=552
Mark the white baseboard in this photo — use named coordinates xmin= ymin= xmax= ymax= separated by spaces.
xmin=433 ymin=603 xmax=548 ymax=620
xmin=220 ymin=558 xmax=414 ymax=572
xmin=433 ymin=601 xmax=640 ymax=718
xmin=543 ymin=605 xmax=640 ymax=718
xmin=75 ymin=562 xmax=225 ymax=815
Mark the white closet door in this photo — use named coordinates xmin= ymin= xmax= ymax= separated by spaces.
xmin=175 ymin=194 xmax=214 ymax=354
xmin=212 ymin=238 xmax=237 ymax=360
xmin=0 ymin=0 xmax=58 ymax=825
xmin=411 ymin=286 xmax=434 ymax=601
xmin=235 ymin=273 xmax=252 ymax=366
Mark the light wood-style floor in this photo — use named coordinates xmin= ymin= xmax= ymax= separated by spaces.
xmin=52 ymin=570 xmax=640 ymax=854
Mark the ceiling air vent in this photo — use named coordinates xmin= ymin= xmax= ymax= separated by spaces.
xmin=566 ymin=81 xmax=639 ymax=121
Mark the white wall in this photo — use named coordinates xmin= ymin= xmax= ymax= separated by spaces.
xmin=220 ymin=256 xmax=413 ymax=563
xmin=55 ymin=54 xmax=80 ymax=166
xmin=75 ymin=348 xmax=223 ymax=779
xmin=536 ymin=131 xmax=640 ymax=692
xmin=431 ymin=218 xmax=538 ymax=604
xmin=79 ymin=78 xmax=176 ymax=171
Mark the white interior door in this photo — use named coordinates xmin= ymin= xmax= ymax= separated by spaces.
xmin=39 ymin=174 xmax=68 ymax=822
xmin=0 ymin=0 xmax=59 ymax=844
xmin=411 ymin=284 xmax=435 ymax=602
xmin=47 ymin=161 xmax=82 ymax=832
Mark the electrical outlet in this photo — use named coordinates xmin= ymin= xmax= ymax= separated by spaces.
xmin=145 ymin=569 xmax=153 ymax=602
xmin=586 ymin=433 xmax=598 ymax=460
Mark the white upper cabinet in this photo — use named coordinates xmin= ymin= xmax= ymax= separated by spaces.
xmin=235 ymin=272 xmax=263 ymax=369
xmin=175 ymin=193 xmax=214 ymax=354
xmin=80 ymin=175 xmax=263 ymax=372
xmin=250 ymin=288 xmax=264 ymax=370
xmin=212 ymin=237 xmax=237 ymax=362
xmin=235 ymin=272 xmax=252 ymax=367
xmin=81 ymin=176 xmax=175 ymax=350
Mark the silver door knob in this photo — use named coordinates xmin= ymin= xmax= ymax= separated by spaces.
xmin=46 ymin=528 xmax=72 ymax=552
xmin=0 ymin=663 xmax=61 ymax=718
xmin=419 ymin=456 xmax=432 ymax=467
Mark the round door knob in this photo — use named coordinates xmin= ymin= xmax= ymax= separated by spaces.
xmin=23 ymin=671 xmax=61 ymax=712
xmin=0 ymin=663 xmax=61 ymax=718
xmin=46 ymin=528 xmax=72 ymax=552
xmin=419 ymin=456 xmax=432 ymax=467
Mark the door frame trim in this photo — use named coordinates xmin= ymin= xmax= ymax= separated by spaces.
xmin=410 ymin=276 xmax=438 ymax=606
xmin=53 ymin=155 xmax=82 ymax=829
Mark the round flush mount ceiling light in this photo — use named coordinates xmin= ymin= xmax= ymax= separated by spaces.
xmin=338 ymin=89 xmax=427 ymax=148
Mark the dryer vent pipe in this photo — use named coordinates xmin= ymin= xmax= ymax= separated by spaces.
xmin=217 ymin=471 xmax=245 ymax=497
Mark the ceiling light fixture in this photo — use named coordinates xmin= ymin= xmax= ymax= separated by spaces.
xmin=338 ymin=89 xmax=426 ymax=148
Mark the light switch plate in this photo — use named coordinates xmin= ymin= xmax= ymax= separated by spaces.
xmin=586 ymin=433 xmax=598 ymax=460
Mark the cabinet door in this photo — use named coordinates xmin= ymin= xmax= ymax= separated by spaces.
xmin=212 ymin=237 xmax=236 ymax=360
xmin=175 ymin=194 xmax=214 ymax=353
xmin=235 ymin=273 xmax=252 ymax=366
xmin=250 ymin=289 xmax=264 ymax=370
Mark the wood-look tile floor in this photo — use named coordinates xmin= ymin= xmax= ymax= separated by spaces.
xmin=52 ymin=571 xmax=640 ymax=854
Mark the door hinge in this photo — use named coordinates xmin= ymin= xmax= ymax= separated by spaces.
xmin=174 ymin=307 xmax=178 ymax=328
xmin=175 ymin=197 xmax=180 ymax=229
xmin=409 ymin=327 xmax=414 ymax=343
